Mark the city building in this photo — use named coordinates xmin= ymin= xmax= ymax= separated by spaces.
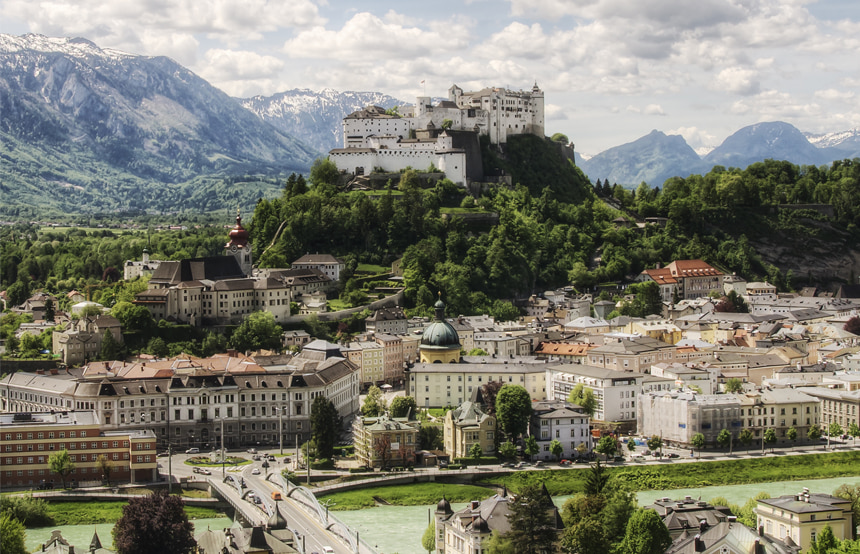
xmin=123 ymin=248 xmax=162 ymax=281
xmin=530 ymin=400 xmax=591 ymax=461
xmin=443 ymin=394 xmax=496 ymax=459
xmin=638 ymin=390 xmax=742 ymax=447
xmin=365 ymin=306 xmax=408 ymax=335
xmin=352 ymin=414 xmax=419 ymax=468
xmin=0 ymin=411 xmax=157 ymax=488
xmin=546 ymin=364 xmax=645 ymax=426
xmin=52 ymin=315 xmax=123 ymax=366
xmin=290 ymin=254 xmax=345 ymax=282
xmin=755 ymin=489 xmax=853 ymax=550
xmin=736 ymin=388 xmax=820 ymax=446
xmin=419 ymin=298 xmax=462 ymax=364
xmin=638 ymin=260 xmax=724 ymax=301
xmin=586 ymin=335 xmax=678 ymax=373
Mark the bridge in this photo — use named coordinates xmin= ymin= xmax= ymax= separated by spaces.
xmin=208 ymin=470 xmax=379 ymax=554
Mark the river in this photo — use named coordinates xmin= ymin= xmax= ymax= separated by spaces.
xmin=24 ymin=476 xmax=860 ymax=554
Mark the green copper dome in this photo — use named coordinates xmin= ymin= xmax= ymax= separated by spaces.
xmin=421 ymin=296 xmax=460 ymax=349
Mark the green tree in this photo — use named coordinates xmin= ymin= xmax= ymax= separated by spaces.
xmin=361 ymin=385 xmax=387 ymax=417
xmin=550 ymin=439 xmax=564 ymax=461
xmin=834 ymin=484 xmax=860 ymax=539
xmin=146 ymin=337 xmax=169 ymax=358
xmin=418 ymin=425 xmax=443 ymax=451
xmin=627 ymin=439 xmax=636 ymax=453
xmin=584 ymin=459 xmax=609 ymax=496
xmin=48 ymin=449 xmax=76 ymax=488
xmin=567 ymin=384 xmax=597 ymax=417
xmin=309 ymin=157 xmax=341 ymax=195
xmin=112 ymin=491 xmax=196 ymax=554
xmin=498 ymin=440 xmax=517 ymax=460
xmin=691 ymin=433 xmax=705 ymax=458
xmin=849 ymin=422 xmax=860 ymax=443
xmin=486 ymin=530 xmax=516 ymax=554
xmin=229 ymin=311 xmax=282 ymax=353
xmin=96 ymin=454 xmax=114 ymax=485
xmin=560 ymin=516 xmax=606 ymax=554
xmin=99 ymin=329 xmax=123 ymax=361
xmin=495 ymin=385 xmax=532 ymax=439
xmin=310 ymin=396 xmax=339 ymax=459
xmin=595 ymin=436 xmax=618 ymax=458
xmin=44 ymin=298 xmax=55 ymax=322
xmin=0 ymin=513 xmax=26 ymax=554
xmin=502 ymin=484 xmax=559 ymax=554
xmin=646 ymin=435 xmax=662 ymax=453
xmin=725 ymin=378 xmax=744 ymax=393
xmin=787 ymin=426 xmax=798 ymax=444
xmin=467 ymin=347 xmax=489 ymax=356
xmin=616 ymin=508 xmax=672 ymax=554
xmin=809 ymin=524 xmax=839 ymax=554
xmin=830 ymin=422 xmax=844 ymax=438
xmin=763 ymin=428 xmax=777 ymax=452
xmin=390 ymin=396 xmax=418 ymax=418
xmin=524 ymin=435 xmax=539 ymax=461
xmin=809 ymin=424 xmax=823 ymax=444
xmin=739 ymin=428 xmax=754 ymax=449
xmin=421 ymin=519 xmax=436 ymax=553
xmin=717 ymin=429 xmax=732 ymax=450
xmin=469 ymin=442 xmax=484 ymax=465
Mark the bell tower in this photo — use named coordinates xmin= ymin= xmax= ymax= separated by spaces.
xmin=225 ymin=208 xmax=253 ymax=277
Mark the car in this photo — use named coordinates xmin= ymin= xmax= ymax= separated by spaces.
xmin=323 ymin=547 xmax=335 ymax=554
xmin=251 ymin=455 xmax=261 ymax=461
xmin=192 ymin=467 xmax=202 ymax=474
xmin=200 ymin=468 xmax=211 ymax=475
xmin=558 ymin=460 xmax=571 ymax=466
xmin=515 ymin=461 xmax=530 ymax=468
xmin=157 ymin=452 xmax=170 ymax=458
xmin=267 ymin=455 xmax=276 ymax=461
xmin=632 ymin=455 xmax=646 ymax=462
xmin=534 ymin=460 xmax=543 ymax=467
xmin=500 ymin=462 xmax=514 ymax=468
xmin=248 ymin=448 xmax=257 ymax=454
xmin=185 ymin=448 xmax=200 ymax=454
xmin=251 ymin=468 xmax=261 ymax=475
xmin=666 ymin=453 xmax=680 ymax=459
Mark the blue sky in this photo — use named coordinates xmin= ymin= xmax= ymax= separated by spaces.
xmin=1 ymin=0 xmax=859 ymax=155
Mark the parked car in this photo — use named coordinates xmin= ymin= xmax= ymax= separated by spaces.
xmin=559 ymin=460 xmax=571 ymax=466
xmin=515 ymin=461 xmax=530 ymax=468
xmin=666 ymin=453 xmax=680 ymax=458
xmin=500 ymin=462 xmax=514 ymax=468
xmin=267 ymin=455 xmax=276 ymax=461
xmin=534 ymin=460 xmax=543 ymax=467
xmin=632 ymin=455 xmax=646 ymax=462
xmin=185 ymin=448 xmax=200 ymax=454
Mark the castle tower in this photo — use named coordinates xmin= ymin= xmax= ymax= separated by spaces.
xmin=225 ymin=208 xmax=253 ymax=277
xmin=531 ymin=82 xmax=545 ymax=138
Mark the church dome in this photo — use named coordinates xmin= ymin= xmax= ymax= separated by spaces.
xmin=436 ymin=497 xmax=453 ymax=514
xmin=226 ymin=209 xmax=249 ymax=247
xmin=421 ymin=297 xmax=460 ymax=349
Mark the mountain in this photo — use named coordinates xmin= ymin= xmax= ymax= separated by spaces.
xmin=805 ymin=128 xmax=860 ymax=158
xmin=240 ymin=89 xmax=403 ymax=154
xmin=579 ymin=130 xmax=708 ymax=186
xmin=0 ymin=34 xmax=317 ymax=216
xmin=704 ymin=121 xmax=830 ymax=168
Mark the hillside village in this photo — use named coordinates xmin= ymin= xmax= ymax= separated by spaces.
xmin=3 ymin=86 xmax=860 ymax=554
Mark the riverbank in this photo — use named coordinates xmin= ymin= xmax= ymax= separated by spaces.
xmin=319 ymin=450 xmax=860 ymax=507
xmin=44 ymin=499 xmax=225 ymax=525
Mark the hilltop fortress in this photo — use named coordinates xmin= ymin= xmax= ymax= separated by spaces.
xmin=329 ymin=83 xmax=546 ymax=186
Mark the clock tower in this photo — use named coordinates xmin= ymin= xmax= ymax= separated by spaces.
xmin=225 ymin=208 xmax=253 ymax=276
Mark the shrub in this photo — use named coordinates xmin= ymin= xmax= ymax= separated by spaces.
xmin=310 ymin=458 xmax=335 ymax=470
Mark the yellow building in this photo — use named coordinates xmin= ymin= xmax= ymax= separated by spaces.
xmin=419 ymin=298 xmax=461 ymax=364
xmin=351 ymin=414 xmax=420 ymax=468
xmin=755 ymin=489 xmax=853 ymax=550
xmin=443 ymin=397 xmax=496 ymax=459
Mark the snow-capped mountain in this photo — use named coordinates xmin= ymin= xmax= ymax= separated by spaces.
xmin=241 ymin=89 xmax=403 ymax=154
xmin=805 ymin=129 xmax=860 ymax=155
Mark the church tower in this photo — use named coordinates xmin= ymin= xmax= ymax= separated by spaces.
xmin=225 ymin=208 xmax=253 ymax=277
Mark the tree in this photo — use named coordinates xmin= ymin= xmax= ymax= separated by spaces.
xmin=0 ymin=513 xmax=26 ymax=554
xmin=495 ymin=385 xmax=532 ymax=439
xmin=787 ymin=426 xmax=798 ymax=444
xmin=646 ymin=435 xmax=662 ymax=453
xmin=373 ymin=434 xmax=392 ymax=468
xmin=809 ymin=424 xmax=822 ymax=444
xmin=97 ymin=454 xmax=114 ymax=485
xmin=524 ymin=435 xmax=539 ymax=461
xmin=739 ymin=428 xmax=754 ymax=450
xmin=616 ymin=508 xmax=672 ymax=554
xmin=229 ymin=311 xmax=282 ymax=353
xmin=469 ymin=442 xmax=484 ymax=465
xmin=48 ymin=449 xmax=75 ymax=488
xmin=834 ymin=484 xmax=860 ymax=539
xmin=112 ymin=491 xmax=196 ymax=554
xmin=310 ymin=396 xmax=339 ymax=459
xmin=830 ymin=422 xmax=844 ymax=438
xmin=390 ymin=396 xmax=418 ymax=418
xmin=421 ymin=519 xmax=436 ymax=553
xmin=725 ymin=378 xmax=744 ymax=393
xmin=498 ymin=440 xmax=517 ymax=460
xmin=584 ymin=459 xmax=610 ymax=496
xmin=809 ymin=524 xmax=839 ymax=554
xmin=627 ymin=439 xmax=636 ymax=453
xmin=567 ymin=384 xmax=597 ymax=417
xmin=560 ymin=516 xmax=606 ymax=554
xmin=849 ymin=422 xmax=860 ymax=443
xmin=44 ymin=298 xmax=55 ymax=322
xmin=844 ymin=316 xmax=860 ymax=335
xmin=481 ymin=380 xmax=504 ymax=416
xmin=146 ymin=337 xmax=168 ymax=358
xmin=486 ymin=530 xmax=516 ymax=554
xmin=691 ymin=433 xmax=705 ymax=458
xmin=503 ymin=484 xmax=559 ymax=554
xmin=418 ymin=425 xmax=443 ymax=451
xmin=99 ymin=329 xmax=123 ymax=361
xmin=362 ymin=385 xmax=387 ymax=417
xmin=717 ymin=429 xmax=732 ymax=450
xmin=550 ymin=439 xmax=564 ymax=461
xmin=595 ymin=436 xmax=618 ymax=458
xmin=763 ymin=428 xmax=777 ymax=452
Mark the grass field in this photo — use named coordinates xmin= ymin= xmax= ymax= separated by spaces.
xmin=356 ymin=263 xmax=390 ymax=274
xmin=318 ymin=482 xmax=496 ymax=511
xmin=44 ymin=499 xmax=224 ymax=525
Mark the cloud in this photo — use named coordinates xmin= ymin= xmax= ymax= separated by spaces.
xmin=197 ymin=49 xmax=285 ymax=82
xmin=668 ymin=126 xmax=717 ymax=148
xmin=730 ymin=90 xmax=822 ymax=119
xmin=282 ymin=12 xmax=471 ymax=60
xmin=545 ymin=104 xmax=568 ymax=120
xmin=714 ymin=67 xmax=761 ymax=96
xmin=814 ymin=88 xmax=855 ymax=101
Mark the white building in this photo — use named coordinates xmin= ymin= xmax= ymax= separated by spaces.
xmin=638 ymin=390 xmax=742 ymax=447
xmin=546 ymin=364 xmax=645 ymax=424
xmin=530 ymin=400 xmax=592 ymax=461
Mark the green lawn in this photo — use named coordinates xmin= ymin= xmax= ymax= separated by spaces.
xmin=318 ymin=482 xmax=495 ymax=511
xmin=43 ymin=499 xmax=223 ymax=525
xmin=356 ymin=263 xmax=390 ymax=274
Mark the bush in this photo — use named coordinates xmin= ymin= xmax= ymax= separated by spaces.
xmin=446 ymin=464 xmax=462 ymax=470
xmin=310 ymin=458 xmax=335 ymax=470
xmin=0 ymin=495 xmax=53 ymax=526
xmin=334 ymin=445 xmax=355 ymax=457
xmin=454 ymin=456 xmax=498 ymax=466
xmin=348 ymin=467 xmax=373 ymax=474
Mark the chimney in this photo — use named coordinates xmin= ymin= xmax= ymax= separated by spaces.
xmin=699 ymin=519 xmax=708 ymax=532
xmin=471 ymin=500 xmax=480 ymax=510
xmin=49 ymin=368 xmax=58 ymax=375
xmin=694 ymin=534 xmax=705 ymax=552
xmin=36 ymin=369 xmax=45 ymax=375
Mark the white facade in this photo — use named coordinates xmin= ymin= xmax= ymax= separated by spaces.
xmin=530 ymin=400 xmax=592 ymax=460
xmin=546 ymin=364 xmax=645 ymax=423
xmin=638 ymin=390 xmax=742 ymax=447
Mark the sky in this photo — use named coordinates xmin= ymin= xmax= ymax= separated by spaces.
xmin=1 ymin=0 xmax=860 ymax=156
